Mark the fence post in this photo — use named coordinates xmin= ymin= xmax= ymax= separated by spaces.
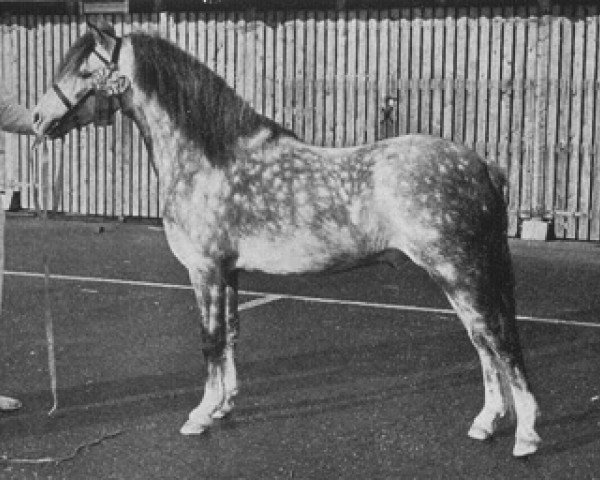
xmin=532 ymin=12 xmax=550 ymax=219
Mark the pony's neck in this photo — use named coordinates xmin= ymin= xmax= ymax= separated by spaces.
xmin=126 ymin=85 xmax=214 ymax=184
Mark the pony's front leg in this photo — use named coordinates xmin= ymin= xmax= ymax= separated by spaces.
xmin=180 ymin=270 xmax=227 ymax=435
xmin=211 ymin=269 xmax=239 ymax=420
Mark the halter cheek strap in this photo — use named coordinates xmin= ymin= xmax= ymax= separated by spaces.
xmin=52 ymin=83 xmax=73 ymax=111
xmin=91 ymin=36 xmax=122 ymax=67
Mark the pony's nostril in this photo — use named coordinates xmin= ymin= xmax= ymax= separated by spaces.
xmin=33 ymin=111 xmax=41 ymax=125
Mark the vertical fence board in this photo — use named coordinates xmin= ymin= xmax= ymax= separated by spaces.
xmin=304 ymin=11 xmax=315 ymax=144
xmin=254 ymin=10 xmax=265 ymax=116
xmin=285 ymin=10 xmax=295 ymax=132
xmin=225 ymin=12 xmax=235 ymax=89
xmin=532 ymin=11 xmax=549 ymax=220
xmin=555 ymin=8 xmax=572 ymax=238
xmin=51 ymin=16 xmax=61 ymax=212
xmin=335 ymin=10 xmax=346 ymax=147
xmin=187 ymin=11 xmax=197 ymax=59
xmin=78 ymin=17 xmax=89 ymax=214
xmin=148 ymin=13 xmax=159 ymax=217
xmin=207 ymin=11 xmax=216 ymax=72
xmin=476 ymin=9 xmax=490 ymax=157
xmin=377 ymin=9 xmax=389 ymax=141
xmin=545 ymin=10 xmax=560 ymax=220
xmin=274 ymin=11 xmax=285 ymax=128
xmin=132 ymin=15 xmax=145 ymax=217
xmin=197 ymin=11 xmax=206 ymax=63
xmin=314 ymin=10 xmax=325 ymax=146
xmin=9 ymin=17 xmax=21 ymax=204
xmin=113 ymin=16 xmax=124 ymax=218
xmin=454 ymin=9 xmax=467 ymax=144
xmin=125 ymin=16 xmax=135 ymax=217
xmin=216 ymin=11 xmax=226 ymax=80
xmin=59 ymin=20 xmax=68 ymax=212
xmin=1 ymin=23 xmax=5 ymax=190
xmin=234 ymin=12 xmax=244 ymax=97
xmin=25 ymin=16 xmax=35 ymax=211
xmin=325 ymin=9 xmax=337 ymax=146
xmin=442 ymin=9 xmax=455 ymax=141
xmin=264 ymin=11 xmax=275 ymax=122
xmin=579 ymin=7 xmax=597 ymax=239
xmin=81 ymin=15 xmax=99 ymax=215
xmin=409 ymin=9 xmax=422 ymax=134
xmin=568 ymin=10 xmax=585 ymax=238
xmin=131 ymin=15 xmax=142 ymax=214
xmin=148 ymin=12 xmax=161 ymax=217
xmin=593 ymin=10 xmax=600 ymax=240
xmin=499 ymin=9 xmax=514 ymax=176
xmin=420 ymin=9 xmax=432 ymax=135
xmin=509 ymin=9 xmax=527 ymax=236
xmin=431 ymin=8 xmax=444 ymax=138
xmin=17 ymin=16 xmax=27 ymax=210
xmin=366 ymin=11 xmax=378 ymax=144
xmin=522 ymin=10 xmax=538 ymax=219
xmin=294 ymin=11 xmax=305 ymax=139
xmin=388 ymin=8 xmax=399 ymax=137
xmin=465 ymin=8 xmax=478 ymax=149
xmin=397 ymin=9 xmax=411 ymax=136
xmin=488 ymin=8 xmax=502 ymax=166
xmin=345 ymin=10 xmax=357 ymax=146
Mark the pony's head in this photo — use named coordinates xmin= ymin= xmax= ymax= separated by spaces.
xmin=33 ymin=20 xmax=130 ymax=139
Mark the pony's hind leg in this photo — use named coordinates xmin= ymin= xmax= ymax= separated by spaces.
xmin=211 ymin=269 xmax=239 ymax=420
xmin=180 ymin=269 xmax=228 ymax=435
xmin=441 ymin=252 xmax=540 ymax=457
xmin=445 ymin=291 xmax=510 ymax=440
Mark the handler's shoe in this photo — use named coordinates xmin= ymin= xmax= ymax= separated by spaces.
xmin=0 ymin=395 xmax=21 ymax=411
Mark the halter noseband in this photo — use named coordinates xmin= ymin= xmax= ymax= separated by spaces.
xmin=52 ymin=36 xmax=123 ymax=126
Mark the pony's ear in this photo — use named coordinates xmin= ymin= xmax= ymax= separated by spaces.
xmin=87 ymin=21 xmax=105 ymax=44
xmin=87 ymin=20 xmax=116 ymax=47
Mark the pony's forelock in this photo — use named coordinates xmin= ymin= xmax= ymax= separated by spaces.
xmin=56 ymin=32 xmax=96 ymax=80
xmin=57 ymin=22 xmax=118 ymax=80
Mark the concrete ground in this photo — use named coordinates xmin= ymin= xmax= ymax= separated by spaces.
xmin=0 ymin=216 xmax=599 ymax=479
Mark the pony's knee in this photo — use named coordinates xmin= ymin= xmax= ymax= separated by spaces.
xmin=200 ymin=330 xmax=226 ymax=359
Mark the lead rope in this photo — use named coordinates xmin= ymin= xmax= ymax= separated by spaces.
xmin=0 ymin=139 xmax=125 ymax=466
xmin=31 ymin=137 xmax=58 ymax=415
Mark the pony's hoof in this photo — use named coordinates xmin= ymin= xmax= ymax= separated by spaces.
xmin=512 ymin=435 xmax=541 ymax=457
xmin=0 ymin=396 xmax=22 ymax=411
xmin=467 ymin=423 xmax=494 ymax=441
xmin=211 ymin=401 xmax=234 ymax=420
xmin=180 ymin=418 xmax=211 ymax=435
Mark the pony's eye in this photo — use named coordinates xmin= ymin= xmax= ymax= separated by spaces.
xmin=79 ymin=71 xmax=93 ymax=79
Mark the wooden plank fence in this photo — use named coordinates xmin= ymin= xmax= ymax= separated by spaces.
xmin=1 ymin=6 xmax=600 ymax=239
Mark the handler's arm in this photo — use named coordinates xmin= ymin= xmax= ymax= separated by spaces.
xmin=0 ymin=93 xmax=34 ymax=135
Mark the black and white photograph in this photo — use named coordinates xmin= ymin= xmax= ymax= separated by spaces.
xmin=0 ymin=0 xmax=599 ymax=478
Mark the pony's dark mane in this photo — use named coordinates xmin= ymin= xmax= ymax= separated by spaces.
xmin=129 ymin=33 xmax=296 ymax=166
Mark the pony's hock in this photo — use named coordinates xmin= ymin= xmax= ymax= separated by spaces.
xmin=32 ymin=20 xmax=541 ymax=458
